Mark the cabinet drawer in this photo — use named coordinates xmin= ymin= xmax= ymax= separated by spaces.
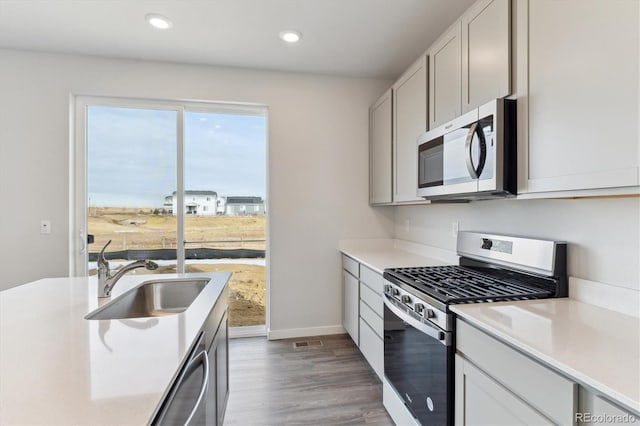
xmin=457 ymin=320 xmax=576 ymax=425
xmin=359 ymin=317 xmax=383 ymax=380
xmin=342 ymin=255 xmax=359 ymax=278
xmin=360 ymin=282 xmax=383 ymax=317
xmin=360 ymin=265 xmax=383 ymax=294
xmin=359 ymin=299 xmax=383 ymax=338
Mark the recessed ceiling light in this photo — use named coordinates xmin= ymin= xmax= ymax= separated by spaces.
xmin=146 ymin=13 xmax=173 ymax=30
xmin=279 ymin=30 xmax=302 ymax=44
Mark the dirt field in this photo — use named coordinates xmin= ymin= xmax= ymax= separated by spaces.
xmin=88 ymin=207 xmax=265 ymax=251
xmin=88 ymin=208 xmax=266 ymax=327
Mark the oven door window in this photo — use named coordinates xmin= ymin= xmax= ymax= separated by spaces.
xmin=384 ymin=304 xmax=452 ymax=425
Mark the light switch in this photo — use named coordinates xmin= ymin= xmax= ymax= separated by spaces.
xmin=40 ymin=220 xmax=51 ymax=235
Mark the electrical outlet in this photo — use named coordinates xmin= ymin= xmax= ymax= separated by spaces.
xmin=40 ymin=220 xmax=51 ymax=235
xmin=451 ymin=221 xmax=459 ymax=238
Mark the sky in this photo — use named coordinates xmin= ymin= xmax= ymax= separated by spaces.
xmin=87 ymin=106 xmax=266 ymax=208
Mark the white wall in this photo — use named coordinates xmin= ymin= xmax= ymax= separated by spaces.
xmin=394 ymin=197 xmax=640 ymax=293
xmin=0 ymin=48 xmax=395 ymax=336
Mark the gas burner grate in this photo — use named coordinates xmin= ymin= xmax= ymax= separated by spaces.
xmin=386 ymin=265 xmax=553 ymax=304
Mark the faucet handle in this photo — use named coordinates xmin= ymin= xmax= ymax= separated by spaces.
xmin=98 ymin=240 xmax=112 ymax=269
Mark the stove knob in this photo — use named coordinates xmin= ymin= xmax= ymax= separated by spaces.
xmin=414 ymin=303 xmax=425 ymax=314
xmin=401 ymin=295 xmax=412 ymax=304
xmin=391 ymin=288 xmax=400 ymax=296
xmin=384 ymin=284 xmax=392 ymax=294
xmin=426 ymin=308 xmax=436 ymax=319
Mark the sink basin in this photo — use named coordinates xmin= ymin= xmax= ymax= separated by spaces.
xmin=85 ymin=278 xmax=210 ymax=320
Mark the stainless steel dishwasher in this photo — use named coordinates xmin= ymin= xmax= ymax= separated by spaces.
xmin=153 ymin=332 xmax=209 ymax=425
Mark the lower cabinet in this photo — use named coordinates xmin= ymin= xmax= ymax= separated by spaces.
xmin=455 ymin=320 xmax=577 ymax=425
xmin=343 ymin=269 xmax=360 ymax=345
xmin=359 ymin=316 xmax=383 ymax=379
xmin=455 ymin=354 xmax=553 ymax=425
xmin=341 ymin=254 xmax=384 ymax=380
xmin=455 ymin=319 xmax=640 ymax=425
xmin=578 ymin=388 xmax=639 ymax=426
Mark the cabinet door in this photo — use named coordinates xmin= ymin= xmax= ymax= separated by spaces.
xmin=455 ymin=354 xmax=553 ymax=426
xmin=343 ymin=270 xmax=359 ymax=345
xmin=462 ymin=0 xmax=511 ymax=112
xmin=578 ymin=388 xmax=640 ymax=426
xmin=369 ymin=89 xmax=393 ymax=204
xmin=521 ymin=0 xmax=639 ymax=193
xmin=393 ymin=56 xmax=427 ymax=202
xmin=429 ymin=21 xmax=462 ymax=128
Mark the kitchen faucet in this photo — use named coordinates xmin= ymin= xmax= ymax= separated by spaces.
xmin=97 ymin=240 xmax=159 ymax=298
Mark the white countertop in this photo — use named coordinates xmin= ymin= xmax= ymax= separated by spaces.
xmin=0 ymin=272 xmax=230 ymax=425
xmin=452 ymin=299 xmax=640 ymax=415
xmin=339 ymin=239 xmax=457 ymax=273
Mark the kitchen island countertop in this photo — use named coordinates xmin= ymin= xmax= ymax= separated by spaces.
xmin=0 ymin=272 xmax=230 ymax=425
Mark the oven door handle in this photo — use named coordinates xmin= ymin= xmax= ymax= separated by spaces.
xmin=383 ymin=295 xmax=450 ymax=346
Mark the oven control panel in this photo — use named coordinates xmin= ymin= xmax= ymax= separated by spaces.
xmin=383 ymin=281 xmax=450 ymax=331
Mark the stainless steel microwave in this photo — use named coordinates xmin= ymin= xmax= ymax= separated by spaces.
xmin=417 ymin=98 xmax=516 ymax=200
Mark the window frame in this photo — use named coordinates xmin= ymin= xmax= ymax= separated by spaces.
xmin=70 ymin=95 xmax=268 ymax=275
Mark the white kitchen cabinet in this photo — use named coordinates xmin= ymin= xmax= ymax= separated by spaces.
xmin=578 ymin=388 xmax=640 ymax=426
xmin=342 ymin=267 xmax=359 ymax=345
xmin=455 ymin=354 xmax=553 ymax=425
xmin=461 ymin=0 xmax=510 ymax=112
xmin=429 ymin=21 xmax=462 ymax=128
xmin=358 ymin=264 xmax=385 ymax=380
xmin=340 ymin=255 xmax=384 ymax=380
xmin=359 ymin=316 xmax=383 ymax=379
xmin=392 ymin=56 xmax=427 ymax=202
xmin=369 ymin=89 xmax=393 ymax=205
xmin=517 ymin=0 xmax=640 ymax=195
xmin=456 ymin=320 xmax=577 ymax=425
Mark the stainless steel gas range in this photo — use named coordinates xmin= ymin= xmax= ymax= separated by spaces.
xmin=382 ymin=231 xmax=567 ymax=425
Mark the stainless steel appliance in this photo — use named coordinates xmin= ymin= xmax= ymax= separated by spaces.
xmin=383 ymin=231 xmax=567 ymax=425
xmin=417 ymin=98 xmax=516 ymax=200
xmin=154 ymin=332 xmax=209 ymax=425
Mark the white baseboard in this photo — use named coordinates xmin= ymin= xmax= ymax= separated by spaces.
xmin=229 ymin=325 xmax=267 ymax=339
xmin=267 ymin=324 xmax=345 ymax=340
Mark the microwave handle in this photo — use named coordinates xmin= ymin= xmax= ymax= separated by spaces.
xmin=464 ymin=122 xmax=487 ymax=179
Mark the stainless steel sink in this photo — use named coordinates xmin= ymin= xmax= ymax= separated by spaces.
xmin=85 ymin=278 xmax=210 ymax=320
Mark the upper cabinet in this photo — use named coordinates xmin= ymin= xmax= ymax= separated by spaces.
xmin=429 ymin=0 xmax=511 ymax=128
xmin=429 ymin=21 xmax=462 ymax=129
xmin=461 ymin=0 xmax=511 ymax=112
xmin=393 ymin=56 xmax=428 ymax=203
xmin=369 ymin=89 xmax=393 ymax=204
xmin=517 ymin=0 xmax=639 ymax=195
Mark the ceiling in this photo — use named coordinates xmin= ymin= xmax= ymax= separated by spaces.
xmin=0 ymin=0 xmax=475 ymax=80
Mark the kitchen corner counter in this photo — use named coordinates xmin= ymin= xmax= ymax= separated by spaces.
xmin=339 ymin=239 xmax=458 ymax=273
xmin=0 ymin=272 xmax=230 ymax=425
xmin=451 ymin=299 xmax=640 ymax=415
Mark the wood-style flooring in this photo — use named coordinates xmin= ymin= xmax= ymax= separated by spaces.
xmin=223 ymin=334 xmax=393 ymax=426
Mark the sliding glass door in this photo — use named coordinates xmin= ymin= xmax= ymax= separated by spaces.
xmin=86 ymin=106 xmax=178 ymax=275
xmin=73 ymin=97 xmax=267 ymax=330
